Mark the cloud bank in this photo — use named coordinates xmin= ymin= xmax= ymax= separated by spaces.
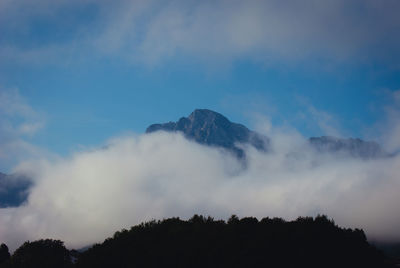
xmin=1 ymin=0 xmax=400 ymax=66
xmin=1 ymin=126 xmax=400 ymax=251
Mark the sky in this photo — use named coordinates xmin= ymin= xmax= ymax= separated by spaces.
xmin=0 ymin=0 xmax=400 ymax=171
xmin=1 ymin=0 xmax=400 ymax=250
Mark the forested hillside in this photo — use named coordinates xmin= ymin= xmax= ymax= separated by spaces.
xmin=1 ymin=215 xmax=394 ymax=268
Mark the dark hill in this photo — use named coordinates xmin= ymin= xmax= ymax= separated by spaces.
xmin=75 ymin=215 xmax=391 ymax=268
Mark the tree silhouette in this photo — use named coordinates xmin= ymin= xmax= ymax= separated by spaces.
xmin=0 ymin=243 xmax=10 ymax=266
xmin=75 ymin=215 xmax=391 ymax=268
xmin=9 ymin=239 xmax=71 ymax=268
xmin=2 ymin=215 xmax=394 ymax=267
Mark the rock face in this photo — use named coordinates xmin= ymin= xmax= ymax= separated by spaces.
xmin=0 ymin=172 xmax=32 ymax=208
xmin=146 ymin=109 xmax=386 ymax=160
xmin=146 ymin=109 xmax=269 ymax=158
xmin=309 ymin=136 xmax=386 ymax=159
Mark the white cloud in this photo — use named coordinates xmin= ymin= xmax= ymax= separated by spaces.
xmin=1 ymin=129 xmax=400 ymax=251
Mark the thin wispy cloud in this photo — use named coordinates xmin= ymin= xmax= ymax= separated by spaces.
xmin=377 ymin=89 xmax=400 ymax=152
xmin=0 ymin=88 xmax=46 ymax=171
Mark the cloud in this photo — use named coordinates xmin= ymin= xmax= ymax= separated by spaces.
xmin=296 ymin=97 xmax=343 ymax=137
xmin=1 ymin=126 xmax=400 ymax=251
xmin=1 ymin=0 xmax=400 ymax=67
xmin=0 ymin=88 xmax=46 ymax=171
xmin=376 ymin=89 xmax=400 ymax=152
xmin=0 ymin=89 xmax=36 ymax=117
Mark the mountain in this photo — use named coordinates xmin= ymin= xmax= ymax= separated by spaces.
xmin=146 ymin=109 xmax=386 ymax=159
xmin=309 ymin=136 xmax=386 ymax=159
xmin=146 ymin=109 xmax=269 ymax=158
xmin=0 ymin=172 xmax=32 ymax=208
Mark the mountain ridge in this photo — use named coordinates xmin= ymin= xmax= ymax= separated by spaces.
xmin=146 ymin=109 xmax=386 ymax=159
xmin=146 ymin=109 xmax=269 ymax=158
xmin=309 ymin=136 xmax=386 ymax=159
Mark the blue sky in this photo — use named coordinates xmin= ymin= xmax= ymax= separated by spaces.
xmin=1 ymin=0 xmax=400 ymax=171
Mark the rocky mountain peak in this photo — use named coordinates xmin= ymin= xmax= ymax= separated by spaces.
xmin=146 ymin=109 xmax=387 ymax=160
xmin=146 ymin=109 xmax=269 ymax=158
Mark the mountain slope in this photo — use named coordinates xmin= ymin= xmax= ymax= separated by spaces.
xmin=0 ymin=172 xmax=32 ymax=208
xmin=146 ymin=109 xmax=386 ymax=159
xmin=146 ymin=109 xmax=269 ymax=158
xmin=309 ymin=136 xmax=386 ymax=159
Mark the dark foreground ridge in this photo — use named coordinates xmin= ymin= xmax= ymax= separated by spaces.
xmin=1 ymin=215 xmax=395 ymax=268
xmin=146 ymin=109 xmax=269 ymax=158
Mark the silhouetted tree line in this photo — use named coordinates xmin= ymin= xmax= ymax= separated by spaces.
xmin=0 ymin=215 xmax=396 ymax=267
xmin=0 ymin=239 xmax=71 ymax=268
